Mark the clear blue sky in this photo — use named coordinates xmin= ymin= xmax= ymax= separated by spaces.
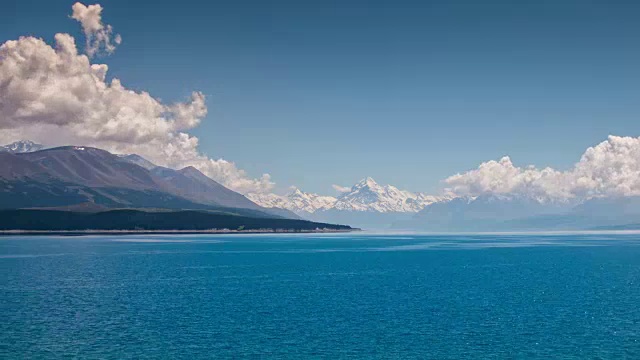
xmin=3 ymin=0 xmax=639 ymax=194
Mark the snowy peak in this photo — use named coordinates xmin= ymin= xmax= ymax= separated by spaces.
xmin=0 ymin=140 xmax=44 ymax=153
xmin=352 ymin=177 xmax=379 ymax=190
xmin=289 ymin=187 xmax=307 ymax=197
xmin=248 ymin=177 xmax=451 ymax=214
xmin=335 ymin=177 xmax=448 ymax=212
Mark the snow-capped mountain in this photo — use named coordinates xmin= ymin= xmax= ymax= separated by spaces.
xmin=333 ymin=177 xmax=447 ymax=212
xmin=0 ymin=140 xmax=44 ymax=153
xmin=247 ymin=188 xmax=337 ymax=213
xmin=248 ymin=177 xmax=453 ymax=229
xmin=248 ymin=177 xmax=449 ymax=214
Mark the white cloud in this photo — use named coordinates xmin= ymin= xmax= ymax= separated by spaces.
xmin=0 ymin=11 xmax=273 ymax=194
xmin=71 ymin=2 xmax=120 ymax=57
xmin=332 ymin=184 xmax=351 ymax=193
xmin=571 ymin=135 xmax=640 ymax=197
xmin=445 ymin=135 xmax=640 ymax=201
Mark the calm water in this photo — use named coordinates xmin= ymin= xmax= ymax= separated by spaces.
xmin=2 ymin=233 xmax=640 ymax=359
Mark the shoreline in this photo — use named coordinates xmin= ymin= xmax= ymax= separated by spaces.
xmin=0 ymin=228 xmax=360 ymax=236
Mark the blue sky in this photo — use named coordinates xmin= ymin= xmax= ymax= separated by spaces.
xmin=2 ymin=0 xmax=639 ymax=194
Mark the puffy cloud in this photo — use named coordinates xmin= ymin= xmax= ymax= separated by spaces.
xmin=332 ymin=184 xmax=351 ymax=193
xmin=571 ymin=136 xmax=640 ymax=197
xmin=0 ymin=32 xmax=273 ymax=194
xmin=71 ymin=2 xmax=121 ymax=57
xmin=445 ymin=136 xmax=640 ymax=201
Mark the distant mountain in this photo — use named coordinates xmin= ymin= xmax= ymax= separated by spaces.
xmin=0 ymin=146 xmax=297 ymax=220
xmin=0 ymin=140 xmax=44 ymax=153
xmin=591 ymin=223 xmax=640 ymax=230
xmin=118 ymin=154 xmax=157 ymax=170
xmin=505 ymin=196 xmax=640 ymax=231
xmin=394 ymin=194 xmax=568 ymax=231
xmin=333 ymin=177 xmax=447 ymax=212
xmin=249 ymin=188 xmax=337 ymax=213
xmin=248 ymin=177 xmax=450 ymax=229
xmin=396 ymin=194 xmax=640 ymax=231
xmin=571 ymin=196 xmax=640 ymax=220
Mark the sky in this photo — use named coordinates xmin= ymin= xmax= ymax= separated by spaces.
xmin=1 ymin=0 xmax=639 ymax=195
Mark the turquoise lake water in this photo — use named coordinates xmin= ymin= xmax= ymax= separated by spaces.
xmin=2 ymin=233 xmax=640 ymax=358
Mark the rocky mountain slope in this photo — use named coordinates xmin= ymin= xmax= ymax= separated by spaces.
xmin=0 ymin=144 xmax=293 ymax=219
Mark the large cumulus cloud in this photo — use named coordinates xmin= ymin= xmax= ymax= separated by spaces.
xmin=445 ymin=135 xmax=640 ymax=201
xmin=0 ymin=5 xmax=273 ymax=194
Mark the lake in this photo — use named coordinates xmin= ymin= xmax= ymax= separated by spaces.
xmin=2 ymin=233 xmax=640 ymax=358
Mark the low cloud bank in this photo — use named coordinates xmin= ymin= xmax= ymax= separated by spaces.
xmin=445 ymin=135 xmax=640 ymax=201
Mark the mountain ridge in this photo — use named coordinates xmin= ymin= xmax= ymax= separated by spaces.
xmin=0 ymin=143 xmax=296 ymax=219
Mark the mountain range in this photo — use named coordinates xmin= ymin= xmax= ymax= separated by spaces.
xmin=249 ymin=178 xmax=640 ymax=231
xmin=247 ymin=177 xmax=451 ymax=228
xmin=394 ymin=194 xmax=640 ymax=231
xmin=0 ymin=141 xmax=349 ymax=232
xmin=2 ymin=140 xmax=638 ymax=231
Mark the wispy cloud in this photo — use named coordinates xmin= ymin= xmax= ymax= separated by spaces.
xmin=71 ymin=2 xmax=121 ymax=57
xmin=332 ymin=184 xmax=351 ymax=193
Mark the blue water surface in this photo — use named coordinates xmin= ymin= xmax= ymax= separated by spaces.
xmin=2 ymin=232 xmax=640 ymax=359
